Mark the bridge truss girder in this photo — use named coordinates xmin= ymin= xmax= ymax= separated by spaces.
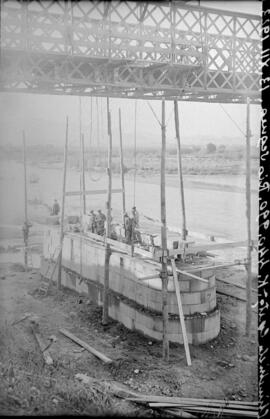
xmin=0 ymin=0 xmax=261 ymax=103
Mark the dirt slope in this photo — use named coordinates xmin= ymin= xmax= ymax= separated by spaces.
xmin=0 ymin=262 xmax=257 ymax=416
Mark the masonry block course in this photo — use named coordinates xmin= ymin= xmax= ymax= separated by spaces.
xmin=41 ymin=230 xmax=220 ymax=344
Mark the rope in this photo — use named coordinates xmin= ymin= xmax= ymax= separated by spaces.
xmin=219 ymin=103 xmax=245 ymax=137
xmin=89 ymin=97 xmax=103 ymax=182
xmin=79 ymin=96 xmax=82 ymax=141
xmin=79 ymin=97 xmax=83 ymax=279
xmin=166 ymin=104 xmax=174 ymax=126
xmin=89 ymin=96 xmax=93 ymax=148
xmin=148 ymin=100 xmax=174 ymax=128
xmin=133 ymin=100 xmax=137 ymax=207
xmin=147 ymin=101 xmax=161 ymax=127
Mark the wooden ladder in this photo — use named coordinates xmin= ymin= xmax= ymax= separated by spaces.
xmin=39 ymin=246 xmax=61 ymax=296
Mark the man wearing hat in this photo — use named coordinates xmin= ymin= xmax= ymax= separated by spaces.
xmin=131 ymin=206 xmax=141 ymax=244
xmin=96 ymin=209 xmax=106 ymax=236
xmin=51 ymin=199 xmax=60 ymax=216
xmin=124 ymin=211 xmax=131 ymax=243
xmin=132 ymin=206 xmax=139 ymax=228
xmin=88 ymin=210 xmax=96 ymax=233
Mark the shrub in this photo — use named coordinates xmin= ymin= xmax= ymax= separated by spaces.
xmin=206 ymin=142 xmax=217 ymax=153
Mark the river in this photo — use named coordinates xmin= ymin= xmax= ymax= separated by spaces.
xmin=0 ymin=160 xmax=258 ymax=243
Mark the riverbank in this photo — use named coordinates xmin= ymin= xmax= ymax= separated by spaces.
xmin=0 ymin=262 xmax=257 ymax=415
xmin=130 ymin=173 xmax=258 ymax=195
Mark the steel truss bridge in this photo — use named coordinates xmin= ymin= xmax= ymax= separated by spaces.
xmin=0 ymin=0 xmax=261 ymax=103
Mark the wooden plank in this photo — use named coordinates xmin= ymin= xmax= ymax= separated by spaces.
xmin=174 ymin=100 xmax=187 ymax=241
xmin=103 ymin=97 xmax=113 ymax=325
xmin=174 ymin=268 xmax=208 ymax=284
xmin=161 ymin=97 xmax=169 ymax=361
xmin=171 ymin=259 xmax=191 ymax=366
xmin=186 ymin=261 xmax=243 ymax=272
xmin=22 ymin=131 xmax=28 ymax=267
xmin=32 ymin=327 xmax=53 ymax=366
xmin=59 ymin=328 xmax=113 ymax=364
xmin=127 ymin=396 xmax=258 ymax=406
xmin=146 ymin=401 xmax=257 ymax=411
xmin=57 ymin=116 xmax=69 ymax=290
xmin=245 ymin=96 xmax=252 ymax=337
xmin=81 ymin=133 xmax=86 ymax=214
xmin=118 ymin=108 xmax=126 ymax=224
xmin=12 ymin=312 xmax=32 ymax=326
xmin=187 ymin=241 xmax=249 ymax=252
xmin=48 ymin=247 xmax=62 ymax=290
xmin=65 ymin=188 xmax=122 ymax=197
xmin=148 ymin=403 xmax=257 ymax=416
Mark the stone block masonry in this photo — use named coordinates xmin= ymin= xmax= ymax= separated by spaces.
xmin=41 ymin=230 xmax=220 ymax=344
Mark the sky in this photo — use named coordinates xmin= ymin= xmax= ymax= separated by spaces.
xmin=0 ymin=1 xmax=261 ymax=150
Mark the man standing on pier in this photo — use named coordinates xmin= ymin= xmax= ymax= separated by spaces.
xmin=88 ymin=210 xmax=96 ymax=233
xmin=124 ymin=212 xmax=132 ymax=243
xmin=96 ymin=209 xmax=106 ymax=236
xmin=51 ymin=199 xmax=60 ymax=216
xmin=131 ymin=206 xmax=141 ymax=244
xmin=132 ymin=206 xmax=139 ymax=228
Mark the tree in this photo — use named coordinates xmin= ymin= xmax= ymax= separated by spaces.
xmin=206 ymin=142 xmax=217 ymax=154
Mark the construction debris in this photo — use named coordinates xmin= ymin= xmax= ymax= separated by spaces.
xmin=127 ymin=395 xmax=258 ymax=418
xmin=59 ymin=328 xmax=113 ymax=364
xmin=11 ymin=312 xmax=32 ymax=326
xmin=31 ymin=321 xmax=54 ymax=366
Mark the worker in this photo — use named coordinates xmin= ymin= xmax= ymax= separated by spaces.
xmin=124 ymin=212 xmax=133 ymax=244
xmin=96 ymin=209 xmax=106 ymax=236
xmin=131 ymin=206 xmax=141 ymax=243
xmin=51 ymin=199 xmax=60 ymax=216
xmin=22 ymin=221 xmax=32 ymax=242
xmin=88 ymin=210 xmax=96 ymax=233
xmin=132 ymin=206 xmax=139 ymax=228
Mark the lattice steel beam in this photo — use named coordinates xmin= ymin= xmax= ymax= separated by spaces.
xmin=0 ymin=0 xmax=261 ymax=102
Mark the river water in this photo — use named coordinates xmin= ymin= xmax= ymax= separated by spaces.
xmin=0 ymin=161 xmax=258 ymax=243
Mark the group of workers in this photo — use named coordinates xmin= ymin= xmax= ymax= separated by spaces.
xmin=87 ymin=206 xmax=140 ymax=243
xmin=49 ymin=199 xmax=140 ymax=244
xmin=88 ymin=209 xmax=106 ymax=236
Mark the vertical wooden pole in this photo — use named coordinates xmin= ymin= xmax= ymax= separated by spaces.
xmin=22 ymin=131 xmax=28 ymax=267
xmin=161 ymin=98 xmax=169 ymax=361
xmin=171 ymin=259 xmax=191 ymax=366
xmin=102 ymin=97 xmax=112 ymax=325
xmin=118 ymin=108 xmax=126 ymax=224
xmin=245 ymin=96 xmax=252 ymax=336
xmin=174 ymin=100 xmax=187 ymax=241
xmin=57 ymin=116 xmax=69 ymax=290
xmin=81 ymin=133 xmax=86 ymax=214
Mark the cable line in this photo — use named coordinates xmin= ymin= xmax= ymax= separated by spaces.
xmin=147 ymin=101 xmax=162 ymax=127
xmin=133 ymin=100 xmax=137 ymax=207
xmin=219 ymin=103 xmax=246 ymax=137
xmin=89 ymin=97 xmax=103 ymax=182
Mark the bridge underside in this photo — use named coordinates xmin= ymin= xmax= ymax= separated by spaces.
xmin=0 ymin=1 xmax=261 ymax=104
xmin=1 ymin=51 xmax=260 ymax=104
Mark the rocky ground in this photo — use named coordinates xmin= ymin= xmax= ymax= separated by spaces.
xmin=0 ymin=262 xmax=257 ymax=416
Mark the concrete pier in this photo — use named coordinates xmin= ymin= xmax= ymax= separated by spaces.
xmin=41 ymin=228 xmax=220 ymax=344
